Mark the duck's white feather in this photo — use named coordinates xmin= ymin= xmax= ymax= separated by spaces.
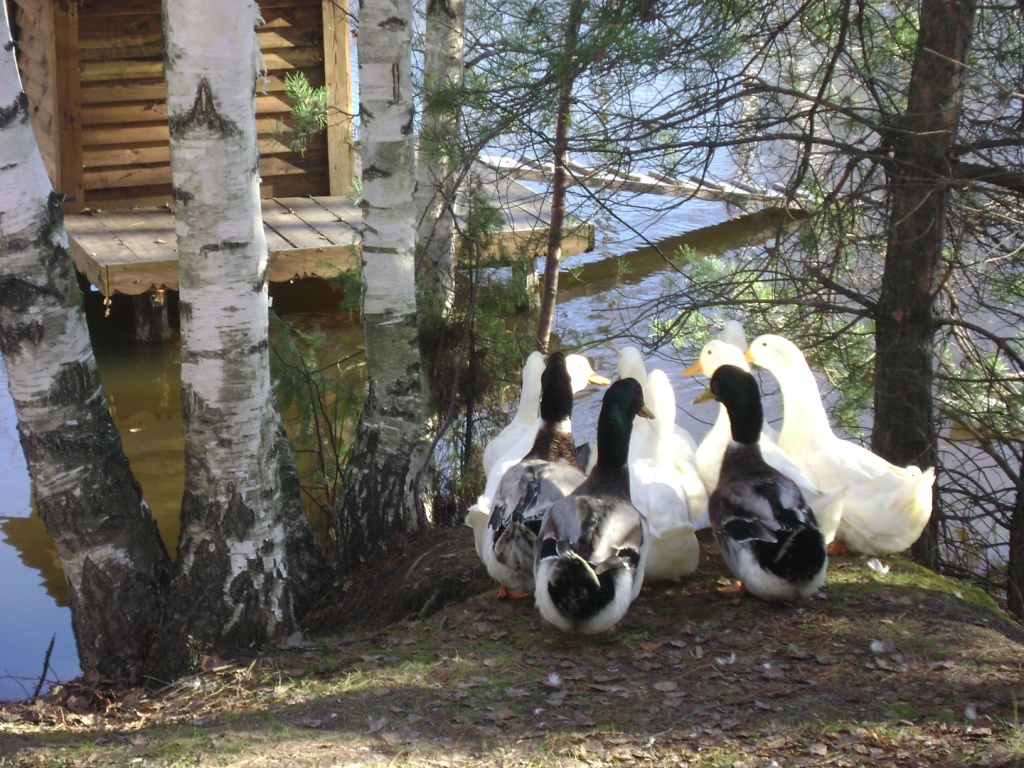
xmin=627 ymin=368 xmax=702 ymax=579
xmin=482 ymin=352 xmax=545 ymax=478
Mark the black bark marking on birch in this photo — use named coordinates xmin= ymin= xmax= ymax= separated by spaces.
xmin=363 ymin=165 xmax=390 ymax=181
xmin=180 ymin=382 xmax=200 ymax=424
xmin=380 ymin=16 xmax=407 ymax=30
xmin=172 ymin=187 xmax=195 ymax=204
xmin=0 ymin=319 xmax=44 ymax=357
xmin=247 ymin=338 xmax=269 ymax=355
xmin=0 ymin=92 xmax=28 ymax=129
xmin=200 ymin=240 xmax=248 ymax=257
xmin=0 ymin=274 xmax=54 ymax=312
xmin=426 ymin=0 xmax=458 ymax=19
xmin=37 ymin=192 xmax=73 ymax=274
xmin=0 ymin=235 xmax=31 ymax=252
xmin=402 ymin=114 xmax=414 ymax=136
xmin=179 ymin=300 xmax=193 ymax=322
xmin=49 ymin=361 xmax=99 ymax=408
xmin=168 ymin=77 xmax=240 ymax=138
xmin=4 ymin=40 xmax=16 ymax=53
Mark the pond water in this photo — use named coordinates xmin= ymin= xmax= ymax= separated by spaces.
xmin=0 ymin=195 xmax=783 ymax=701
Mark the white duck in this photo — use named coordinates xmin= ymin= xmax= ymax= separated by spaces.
xmin=534 ymin=378 xmax=651 ymax=633
xmin=480 ymin=352 xmax=587 ymax=597
xmin=628 ymin=368 xmax=702 ymax=580
xmin=706 ymin=364 xmax=828 ymax=601
xmin=684 ymin=338 xmax=845 ymax=544
xmin=745 ymin=334 xmax=935 ymax=555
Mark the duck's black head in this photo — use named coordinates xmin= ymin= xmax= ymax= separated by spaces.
xmin=709 ymin=364 xmax=763 ymax=445
xmin=540 ymin=352 xmax=575 ymax=423
xmin=596 ymin=377 xmax=646 ymax=468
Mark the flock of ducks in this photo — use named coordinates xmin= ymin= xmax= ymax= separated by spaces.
xmin=466 ymin=323 xmax=936 ymax=634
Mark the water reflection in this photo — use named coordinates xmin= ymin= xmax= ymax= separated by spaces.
xmin=0 ymin=357 xmax=78 ymax=701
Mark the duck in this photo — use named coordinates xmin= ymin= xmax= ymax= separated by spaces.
xmin=589 ymin=349 xmax=707 ymax=530
xmin=480 ymin=352 xmax=587 ymax=598
xmin=534 ymin=378 xmax=651 ymax=633
xmin=467 ymin=353 xmax=609 ymax=556
xmin=711 ymin=320 xmax=779 ymax=439
xmin=745 ymin=334 xmax=935 ymax=555
xmin=628 ymin=367 xmax=703 ymax=579
xmin=683 ymin=338 xmax=845 ymax=543
xmin=705 ymin=364 xmax=828 ymax=601
xmin=616 ymin=347 xmax=698 ymax=458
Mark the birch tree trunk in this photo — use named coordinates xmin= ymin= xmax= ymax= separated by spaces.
xmin=0 ymin=4 xmax=171 ymax=686
xmin=152 ymin=0 xmax=325 ymax=677
xmin=874 ymin=0 xmax=976 ymax=566
xmin=415 ymin=0 xmax=465 ymax=316
xmin=333 ymin=0 xmax=433 ymax=572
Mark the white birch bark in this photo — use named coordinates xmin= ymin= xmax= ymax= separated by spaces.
xmin=0 ymin=4 xmax=170 ymax=685
xmin=157 ymin=0 xmax=324 ymax=669
xmin=415 ymin=0 xmax=465 ymax=315
xmin=334 ymin=0 xmax=433 ymax=571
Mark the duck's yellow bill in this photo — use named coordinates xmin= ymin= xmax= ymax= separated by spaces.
xmin=681 ymin=360 xmax=703 ymax=377
xmin=588 ymin=373 xmax=612 ymax=385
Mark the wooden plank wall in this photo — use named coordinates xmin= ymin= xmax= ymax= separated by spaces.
xmin=12 ymin=0 xmax=58 ymax=184
xmin=13 ymin=0 xmax=336 ymax=212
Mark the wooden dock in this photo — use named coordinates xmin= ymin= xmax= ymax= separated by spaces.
xmin=478 ymin=154 xmax=800 ymax=208
xmin=65 ymin=170 xmax=595 ymax=299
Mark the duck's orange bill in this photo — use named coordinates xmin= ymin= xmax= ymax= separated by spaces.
xmin=681 ymin=360 xmax=703 ymax=377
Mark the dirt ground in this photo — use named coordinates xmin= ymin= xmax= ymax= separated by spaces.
xmin=2 ymin=526 xmax=1023 ymax=767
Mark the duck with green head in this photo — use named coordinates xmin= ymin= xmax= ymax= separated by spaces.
xmin=705 ymin=364 xmax=828 ymax=601
xmin=533 ymin=377 xmax=652 ymax=632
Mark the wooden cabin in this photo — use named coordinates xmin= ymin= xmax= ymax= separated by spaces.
xmin=9 ymin=0 xmax=359 ymax=337
xmin=10 ymin=0 xmax=355 ymax=209
xmin=9 ymin=0 xmax=593 ymax=337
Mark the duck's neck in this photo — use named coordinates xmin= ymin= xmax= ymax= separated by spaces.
xmin=775 ymin=359 xmax=832 ymax=442
xmin=729 ymin=391 xmax=761 ymax=444
xmin=719 ymin=441 xmax=766 ymax=483
xmin=526 ymin=418 xmax=579 ymax=465
xmin=710 ymin=402 xmax=732 ymax=442
xmin=513 ymin=383 xmax=542 ymax=426
xmin=581 ymin=462 xmax=632 ymax=500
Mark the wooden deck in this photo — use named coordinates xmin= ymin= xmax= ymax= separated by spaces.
xmin=65 ymin=171 xmax=596 ymax=297
xmin=66 ymin=196 xmax=362 ymax=297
